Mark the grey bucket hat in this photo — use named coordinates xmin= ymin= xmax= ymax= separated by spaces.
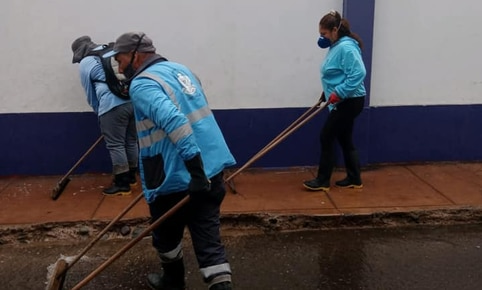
xmin=71 ymin=35 xmax=97 ymax=63
xmin=103 ymin=32 xmax=156 ymax=58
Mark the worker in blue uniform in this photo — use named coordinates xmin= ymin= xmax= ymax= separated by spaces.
xmin=104 ymin=32 xmax=236 ymax=290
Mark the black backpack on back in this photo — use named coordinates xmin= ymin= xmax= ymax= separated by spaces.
xmin=86 ymin=43 xmax=130 ymax=100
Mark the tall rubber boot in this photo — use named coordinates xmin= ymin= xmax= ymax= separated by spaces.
xmin=102 ymin=172 xmax=131 ymax=196
xmin=209 ymin=281 xmax=233 ymax=290
xmin=335 ymin=150 xmax=363 ymax=188
xmin=303 ymin=151 xmax=335 ymax=191
xmin=147 ymin=258 xmax=186 ymax=290
xmin=128 ymin=167 xmax=138 ymax=186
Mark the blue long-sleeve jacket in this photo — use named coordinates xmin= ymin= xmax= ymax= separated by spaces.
xmin=321 ymin=36 xmax=366 ymax=110
xmin=129 ymin=60 xmax=236 ymax=203
xmin=78 ymin=52 xmax=130 ymax=116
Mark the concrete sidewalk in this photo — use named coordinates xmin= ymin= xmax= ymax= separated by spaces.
xmin=1 ymin=163 xmax=482 ymax=226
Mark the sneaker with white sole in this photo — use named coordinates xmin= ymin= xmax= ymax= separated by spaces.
xmin=303 ymin=178 xmax=330 ymax=192
xmin=335 ymin=177 xmax=363 ymax=188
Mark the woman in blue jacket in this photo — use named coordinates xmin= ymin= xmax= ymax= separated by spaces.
xmin=303 ymin=10 xmax=366 ymax=192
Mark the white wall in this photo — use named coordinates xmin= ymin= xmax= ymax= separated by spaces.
xmin=0 ymin=0 xmax=340 ymax=113
xmin=370 ymin=0 xmax=482 ymax=106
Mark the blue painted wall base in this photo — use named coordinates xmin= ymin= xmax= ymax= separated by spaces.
xmin=1 ymin=104 xmax=481 ymax=176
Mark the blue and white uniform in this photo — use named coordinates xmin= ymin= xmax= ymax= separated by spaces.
xmin=129 ymin=59 xmax=235 ymax=286
xmin=130 ymin=61 xmax=236 ymax=203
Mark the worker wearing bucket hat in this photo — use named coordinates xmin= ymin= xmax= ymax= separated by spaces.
xmin=71 ymin=35 xmax=138 ymax=196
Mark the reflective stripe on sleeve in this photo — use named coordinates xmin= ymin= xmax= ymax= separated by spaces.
xmin=139 ymin=129 xmax=166 ymax=149
xmin=186 ymin=106 xmax=212 ymax=123
xmin=138 ymin=122 xmax=194 ymax=149
xmin=168 ymin=123 xmax=193 ymax=144
xmin=136 ymin=118 xmax=155 ymax=132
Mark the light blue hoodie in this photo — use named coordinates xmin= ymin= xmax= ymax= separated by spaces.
xmin=321 ymin=36 xmax=366 ymax=110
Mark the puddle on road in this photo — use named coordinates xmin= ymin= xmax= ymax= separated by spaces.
xmin=2 ymin=224 xmax=482 ymax=290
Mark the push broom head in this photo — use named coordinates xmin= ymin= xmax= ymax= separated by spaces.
xmin=51 ymin=178 xmax=71 ymax=200
xmin=46 ymin=258 xmax=68 ymax=290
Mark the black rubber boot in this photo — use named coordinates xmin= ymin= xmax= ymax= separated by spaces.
xmin=335 ymin=150 xmax=363 ymax=188
xmin=303 ymin=151 xmax=334 ymax=192
xmin=147 ymin=258 xmax=186 ymax=290
xmin=209 ymin=281 xmax=233 ymax=290
xmin=102 ymin=172 xmax=131 ymax=196
xmin=128 ymin=167 xmax=138 ymax=186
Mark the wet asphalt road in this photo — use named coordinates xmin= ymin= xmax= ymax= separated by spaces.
xmin=1 ymin=224 xmax=482 ymax=290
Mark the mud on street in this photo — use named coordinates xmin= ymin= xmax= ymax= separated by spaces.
xmin=1 ymin=213 xmax=482 ymax=290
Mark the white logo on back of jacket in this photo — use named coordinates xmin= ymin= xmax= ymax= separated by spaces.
xmin=177 ymin=73 xmax=196 ymax=95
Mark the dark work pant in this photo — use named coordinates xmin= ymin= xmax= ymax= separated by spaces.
xmin=148 ymin=172 xmax=228 ymax=269
xmin=317 ymin=97 xmax=365 ymax=180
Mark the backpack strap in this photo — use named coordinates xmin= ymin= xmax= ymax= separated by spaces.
xmin=85 ymin=45 xmax=111 ymax=84
xmin=86 ymin=44 xmax=130 ymax=99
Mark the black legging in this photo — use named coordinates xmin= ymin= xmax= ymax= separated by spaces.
xmin=317 ymin=97 xmax=365 ymax=180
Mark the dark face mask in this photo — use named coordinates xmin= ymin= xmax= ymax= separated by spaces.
xmin=317 ymin=36 xmax=331 ymax=49
xmin=123 ymin=34 xmax=146 ymax=80
xmin=123 ymin=57 xmax=136 ymax=80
